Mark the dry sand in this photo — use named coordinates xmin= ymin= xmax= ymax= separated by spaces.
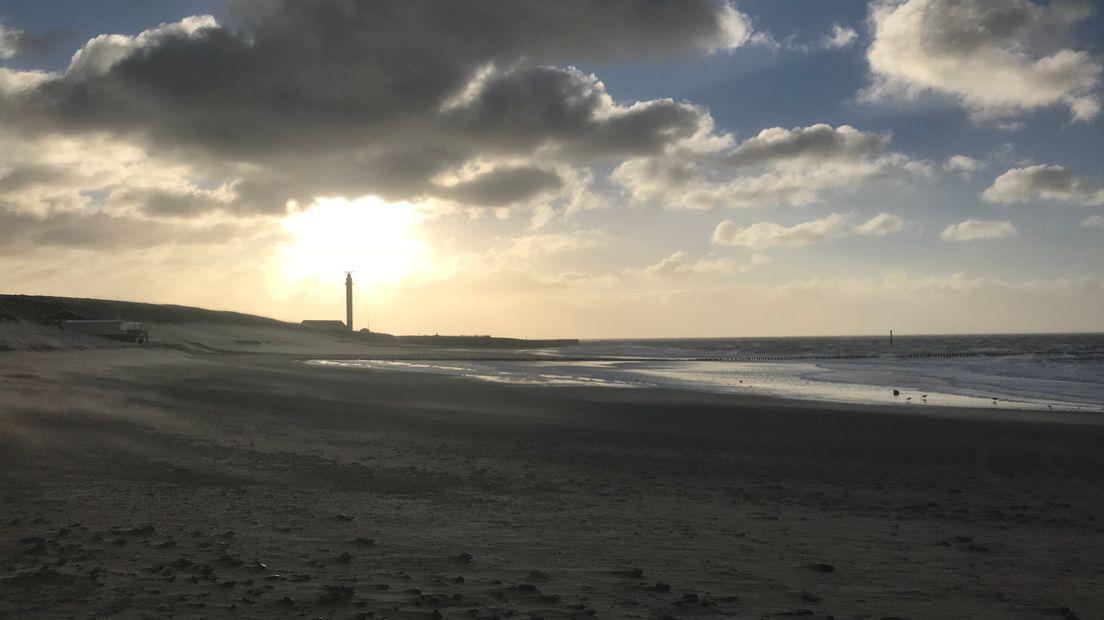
xmin=2 ymin=325 xmax=1103 ymax=619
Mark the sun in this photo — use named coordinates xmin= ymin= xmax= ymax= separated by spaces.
xmin=280 ymin=196 xmax=428 ymax=286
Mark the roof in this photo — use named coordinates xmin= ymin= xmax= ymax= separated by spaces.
xmin=42 ymin=309 xmax=91 ymax=325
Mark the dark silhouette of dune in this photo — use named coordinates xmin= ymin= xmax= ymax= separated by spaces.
xmin=0 ymin=294 xmax=287 ymax=327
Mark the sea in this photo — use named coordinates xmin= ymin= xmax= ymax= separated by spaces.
xmin=310 ymin=333 xmax=1104 ymax=413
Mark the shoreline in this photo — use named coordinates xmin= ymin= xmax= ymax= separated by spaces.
xmin=305 ymin=355 xmax=1104 ymax=417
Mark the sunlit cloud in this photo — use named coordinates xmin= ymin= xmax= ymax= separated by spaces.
xmin=713 ymin=211 xmax=904 ymax=248
xmin=983 ymin=164 xmax=1104 ymax=206
xmin=940 ymin=219 xmax=1017 ymax=241
xmin=864 ymin=0 xmax=1102 ymax=121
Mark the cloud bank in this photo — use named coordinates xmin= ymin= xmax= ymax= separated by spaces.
xmin=0 ymin=0 xmax=761 ymax=219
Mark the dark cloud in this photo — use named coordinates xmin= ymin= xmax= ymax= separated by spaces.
xmin=0 ymin=163 xmax=81 ymax=192
xmin=441 ymin=65 xmax=708 ymax=160
xmin=723 ymin=124 xmax=889 ymax=168
xmin=0 ymin=206 xmax=259 ymax=253
xmin=109 ymin=187 xmax=228 ymax=218
xmin=434 ymin=166 xmax=563 ymax=207
xmin=2 ymin=0 xmax=751 ymax=213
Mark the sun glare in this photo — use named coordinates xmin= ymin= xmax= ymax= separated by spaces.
xmin=280 ymin=196 xmax=428 ymax=286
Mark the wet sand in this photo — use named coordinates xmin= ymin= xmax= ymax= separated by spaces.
xmin=2 ymin=344 xmax=1103 ymax=619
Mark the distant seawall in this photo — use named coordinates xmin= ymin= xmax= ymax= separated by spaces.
xmin=393 ymin=335 xmax=579 ymax=349
xmin=320 ymin=349 xmax=1098 ymax=363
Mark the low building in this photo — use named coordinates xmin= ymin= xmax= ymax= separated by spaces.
xmin=60 ymin=319 xmax=148 ymax=343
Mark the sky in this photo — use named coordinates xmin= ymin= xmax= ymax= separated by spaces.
xmin=0 ymin=0 xmax=1102 ymax=338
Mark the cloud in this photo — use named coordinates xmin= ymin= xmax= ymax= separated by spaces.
xmin=712 ymin=213 xmax=853 ymax=248
xmin=0 ymin=205 xmax=266 ymax=254
xmin=940 ymin=219 xmax=1017 ymax=241
xmin=1083 ymin=214 xmax=1104 ymax=229
xmin=433 ymin=165 xmax=563 ymax=207
xmin=712 ymin=211 xmax=906 ymax=248
xmin=723 ymin=123 xmax=888 ymax=168
xmin=854 ymin=212 xmax=904 ymax=235
xmin=982 ymin=164 xmax=1104 ymax=206
xmin=65 ymin=15 xmax=219 ymax=79
xmin=0 ymin=0 xmax=765 ymax=224
xmin=632 ymin=250 xmax=770 ymax=277
xmin=613 ymin=123 xmax=929 ymax=209
xmin=864 ymin=0 xmax=1102 ymax=121
xmin=943 ymin=155 xmax=982 ymax=179
xmin=438 ymin=65 xmax=712 ymax=161
xmin=0 ymin=130 xmax=231 ymax=219
xmin=0 ymin=21 xmax=21 ymax=59
xmin=108 ymin=185 xmax=238 ymax=218
xmin=821 ymin=24 xmax=858 ymax=50
xmin=781 ymin=23 xmax=857 ymax=53
xmin=0 ymin=68 xmax=51 ymax=94
xmin=492 ymin=230 xmax=610 ymax=262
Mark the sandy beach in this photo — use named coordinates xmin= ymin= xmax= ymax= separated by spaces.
xmin=0 ymin=326 xmax=1101 ymax=620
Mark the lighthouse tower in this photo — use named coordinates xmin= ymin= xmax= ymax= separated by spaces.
xmin=345 ymin=272 xmax=353 ymax=331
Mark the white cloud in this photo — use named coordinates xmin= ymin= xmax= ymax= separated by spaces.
xmin=821 ymin=24 xmax=858 ymax=50
xmin=0 ymin=22 xmax=21 ymax=59
xmin=854 ymin=212 xmax=904 ymax=236
xmin=712 ymin=3 xmax=756 ymax=52
xmin=712 ymin=211 xmax=906 ymax=248
xmin=632 ymin=250 xmax=770 ymax=277
xmin=982 ymin=164 xmax=1104 ymax=206
xmin=864 ymin=0 xmax=1102 ymax=121
xmin=782 ymin=23 xmax=858 ymax=53
xmin=0 ymin=68 xmax=52 ymax=94
xmin=0 ymin=129 xmax=223 ymax=219
xmin=723 ymin=123 xmax=888 ymax=167
xmin=712 ymin=213 xmax=852 ymax=248
xmin=940 ymin=219 xmax=1017 ymax=241
xmin=66 ymin=16 xmax=219 ymax=78
xmin=943 ymin=155 xmax=982 ymax=179
xmin=1082 ymin=214 xmax=1104 ymax=229
xmin=613 ymin=123 xmax=929 ymax=210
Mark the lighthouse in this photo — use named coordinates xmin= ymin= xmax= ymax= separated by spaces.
xmin=345 ymin=272 xmax=353 ymax=331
